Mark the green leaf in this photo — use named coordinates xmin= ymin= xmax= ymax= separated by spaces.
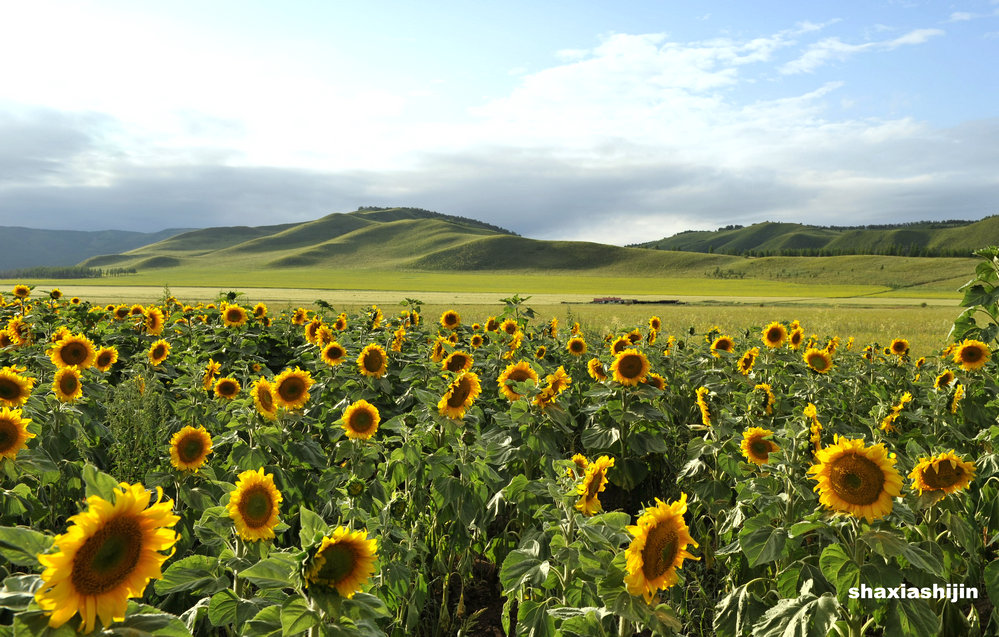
xmin=239 ymin=553 xmax=298 ymax=590
xmin=0 ymin=526 xmax=52 ymax=568
xmin=11 ymin=611 xmax=78 ymax=636
xmin=0 ymin=574 xmax=41 ymax=612
xmin=517 ymin=599 xmax=555 ymax=637
xmin=104 ymin=603 xmax=192 ymax=637
xmin=499 ymin=542 xmax=550 ymax=594
xmin=860 ymin=529 xmax=906 ymax=558
xmin=884 ymin=599 xmax=940 ymax=637
xmin=280 ymin=597 xmax=318 ymax=636
xmin=819 ymin=544 xmax=859 ymax=602
xmin=899 ymin=542 xmax=944 ymax=578
xmin=714 ymin=582 xmax=766 ymax=637
xmin=739 ymin=524 xmax=789 ymax=568
xmin=81 ymin=463 xmax=119 ymax=500
xmin=241 ymin=605 xmax=282 ymax=637
xmin=984 ymin=559 xmax=999 ymax=606
xmin=298 ymin=507 xmax=326 ymax=547
xmin=155 ymin=555 xmax=226 ymax=595
xmin=607 ymin=458 xmax=647 ymax=491
xmin=208 ymin=589 xmax=260 ymax=628
xmin=750 ymin=592 xmax=839 ymax=637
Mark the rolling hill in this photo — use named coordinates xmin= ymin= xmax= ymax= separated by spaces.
xmin=0 ymin=226 xmax=191 ymax=271
xmin=634 ymin=217 xmax=999 ymax=257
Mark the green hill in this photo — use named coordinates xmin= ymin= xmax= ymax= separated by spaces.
xmin=636 ymin=217 xmax=999 ymax=257
xmin=0 ymin=226 xmax=191 ymax=271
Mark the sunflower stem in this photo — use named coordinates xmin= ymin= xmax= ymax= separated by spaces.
xmin=617 ymin=615 xmax=631 ymax=637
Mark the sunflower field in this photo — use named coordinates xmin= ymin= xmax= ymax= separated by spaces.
xmin=0 ymin=249 xmax=998 ymax=637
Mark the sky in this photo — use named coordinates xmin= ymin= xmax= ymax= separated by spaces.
xmin=1 ymin=0 xmax=997 ymax=245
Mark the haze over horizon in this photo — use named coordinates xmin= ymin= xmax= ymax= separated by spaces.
xmin=2 ymin=1 xmax=997 ymax=245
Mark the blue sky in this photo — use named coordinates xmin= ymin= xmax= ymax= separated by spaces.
xmin=1 ymin=0 xmax=997 ymax=244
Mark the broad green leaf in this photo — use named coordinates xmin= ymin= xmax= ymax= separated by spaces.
xmin=499 ymin=543 xmax=550 ymax=594
xmin=714 ymin=582 xmax=766 ymax=637
xmin=208 ymin=589 xmax=260 ymax=628
xmin=883 ymin=599 xmax=940 ymax=637
xmin=240 ymin=605 xmax=282 ymax=637
xmin=239 ymin=553 xmax=298 ymax=590
xmin=751 ymin=592 xmax=839 ymax=637
xmin=155 ymin=555 xmax=226 ymax=595
xmin=81 ymin=464 xmax=119 ymax=500
xmin=740 ymin=524 xmax=789 ymax=568
xmin=984 ymin=559 xmax=999 ymax=606
xmin=298 ymin=507 xmax=326 ymax=547
xmin=819 ymin=544 xmax=859 ymax=601
xmin=0 ymin=526 xmax=53 ymax=568
xmin=280 ymin=597 xmax=318 ymax=636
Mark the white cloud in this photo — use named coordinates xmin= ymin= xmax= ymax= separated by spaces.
xmin=780 ymin=28 xmax=944 ymax=74
xmin=947 ymin=12 xmax=975 ymax=21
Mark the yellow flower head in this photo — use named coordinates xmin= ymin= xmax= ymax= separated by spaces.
xmin=761 ymin=322 xmax=787 ymax=349
xmin=0 ymin=406 xmax=34 ymax=460
xmin=497 ymin=361 xmax=538 ymax=402
xmin=227 ymin=468 xmax=282 ymax=541
xmin=273 ymin=367 xmax=314 ymax=410
xmin=342 ymin=399 xmax=381 ymax=440
xmin=169 ymin=425 xmax=213 ymax=472
xmin=251 ymin=377 xmax=279 ymax=420
xmin=953 ymin=339 xmax=991 ymax=371
xmin=48 ymin=333 xmax=97 ymax=370
xmin=53 ymin=366 xmax=83 ymax=403
xmin=306 ymin=527 xmax=378 ymax=598
xmin=611 ymin=349 xmax=650 ymax=386
xmin=624 ymin=493 xmax=699 ymax=604
xmin=741 ymin=427 xmax=780 ymax=465
xmin=807 ymin=435 xmax=903 ymax=523
xmin=148 ymin=339 xmax=170 ymax=366
xmin=574 ymin=455 xmax=614 ymax=516
xmin=909 ymin=451 xmax=975 ymax=496
xmin=357 ymin=344 xmax=388 ymax=378
xmin=438 ymin=372 xmax=482 ymax=420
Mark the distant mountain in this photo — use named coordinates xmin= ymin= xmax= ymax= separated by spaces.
xmin=0 ymin=227 xmax=192 ymax=271
xmin=81 ymin=206 xmax=674 ymax=273
xmin=633 ymin=217 xmax=999 ymax=257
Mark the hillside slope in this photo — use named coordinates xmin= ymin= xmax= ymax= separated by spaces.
xmin=637 ymin=217 xmax=999 ymax=257
xmin=0 ymin=227 xmax=191 ymax=270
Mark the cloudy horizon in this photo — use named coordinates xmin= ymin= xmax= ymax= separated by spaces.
xmin=1 ymin=1 xmax=997 ymax=244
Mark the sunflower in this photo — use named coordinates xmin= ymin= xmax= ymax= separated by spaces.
xmin=70 ymin=297 xmax=81 ymax=305
xmin=737 ymin=347 xmax=759 ymax=376
xmin=649 ymin=316 xmax=662 ymax=332
xmin=574 ymin=455 xmax=614 ymax=516
xmin=429 ymin=337 xmax=448 ymax=363
xmin=710 ymin=335 xmax=735 ymax=357
xmin=804 ymin=403 xmax=822 ymax=455
xmin=6 ymin=316 xmax=32 ymax=345
xmin=144 ymin=307 xmax=165 ymax=335
xmin=934 ymin=369 xmax=955 ymax=390
xmin=953 ymin=339 xmax=991 ymax=371
xmin=803 ymin=347 xmax=833 ymax=374
xmin=950 ymin=384 xmax=965 ymax=414
xmin=754 ymin=383 xmax=775 ymax=415
xmin=0 ymin=331 xmax=12 ymax=349
xmin=567 ymin=337 xmax=587 ymax=356
xmin=53 ymin=366 xmax=83 ymax=403
xmin=879 ymin=392 xmax=912 ymax=433
xmin=807 ymin=435 xmax=903 ymax=523
xmin=227 ymin=468 xmax=282 ymax=542
xmin=202 ymin=359 xmax=221 ymax=391
xmin=354 ymin=344 xmax=387 ymax=379
xmin=624 ymin=493 xmax=699 ymax=604
xmin=442 ymin=351 xmax=473 ymax=373
xmin=491 ymin=319 xmax=516 ymax=336
xmin=440 ymin=310 xmax=461 ymax=330
xmin=761 ymin=322 xmax=786 ymax=349
xmin=485 ymin=317 xmax=499 ymax=332
xmin=304 ymin=319 xmax=324 ymax=345
xmin=391 ymin=327 xmax=406 ymax=352
xmin=292 ymin=308 xmax=308 ymax=325
xmin=94 ymin=347 xmax=118 ymax=372
xmin=148 ymin=339 xmax=170 ymax=366
xmin=0 ymin=407 xmax=34 ymax=460
xmin=548 ymin=366 xmax=572 ymax=395
xmin=341 ymin=399 xmax=381 ymax=440
xmin=214 ymin=377 xmax=241 ymax=400
xmin=438 ymin=372 xmax=482 ymax=420
xmin=663 ymin=335 xmax=676 ymax=356
xmin=273 ymin=367 xmax=314 ymax=410
xmin=129 ymin=304 xmax=145 ymax=318
xmin=169 ymin=425 xmax=213 ymax=472
xmin=909 ymin=451 xmax=975 ymax=496
xmin=644 ymin=373 xmax=666 ymax=391
xmin=624 ymin=329 xmax=641 ymax=345
xmin=788 ymin=328 xmax=805 ymax=350
xmin=12 ymin=284 xmax=30 ymax=299
xmin=568 ymin=453 xmax=589 ymax=478
xmin=470 ymin=334 xmax=484 ymax=348
xmin=321 ymin=342 xmax=348 ymax=367
xmin=306 ymin=527 xmax=378 ymax=598
xmin=889 ymin=338 xmax=909 ymax=357
xmin=253 ymin=303 xmax=267 ymax=318
xmin=49 ymin=288 xmax=63 ymax=300
xmin=113 ymin=305 xmax=130 ymax=321
xmin=587 ymin=358 xmax=607 ymax=381
xmin=408 ymin=311 xmax=420 ymax=327
xmin=609 ymin=336 xmax=631 ymax=355
xmin=741 ymin=427 xmax=780 ymax=465
xmin=329 ymin=313 xmax=346 ymax=331
xmin=316 ymin=325 xmax=334 ymax=346
xmin=251 ymin=377 xmax=279 ymax=420
xmin=695 ymin=387 xmax=712 ymax=426
xmin=497 ymin=361 xmax=539 ymax=401
xmin=34 ymin=483 xmax=179 ymax=633
xmin=48 ymin=333 xmax=97 ymax=370
xmin=222 ymin=305 xmax=249 ymax=328
xmin=611 ymin=349 xmax=650 ymax=386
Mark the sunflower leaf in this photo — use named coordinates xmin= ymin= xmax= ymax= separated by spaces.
xmin=750 ymin=592 xmax=839 ymax=637
xmin=81 ymin=463 xmax=118 ymax=501
xmin=280 ymin=597 xmax=318 ymax=636
xmin=239 ymin=553 xmax=299 ymax=590
xmin=818 ymin=544 xmax=859 ymax=603
xmin=0 ymin=526 xmax=52 ymax=568
xmin=883 ymin=598 xmax=941 ymax=637
xmin=739 ymin=524 xmax=788 ymax=568
xmin=156 ymin=554 xmax=228 ymax=596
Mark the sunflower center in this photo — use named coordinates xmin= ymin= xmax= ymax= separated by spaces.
xmin=571 ymin=342 xmax=583 ymax=352
xmin=767 ymin=329 xmax=781 ymax=342
xmin=61 ymin=343 xmax=89 ymax=366
xmin=97 ymin=352 xmax=112 ymax=367
xmin=349 ymin=410 xmax=375 ymax=433
xmin=328 ymin=346 xmax=344 ymax=361
xmin=317 ymin=544 xmax=356 ymax=583
xmin=220 ymin=381 xmax=237 ymax=396
xmin=807 ymin=353 xmax=830 ymax=371
xmin=0 ymin=379 xmax=19 ymax=400
xmin=617 ymin=354 xmax=644 ymax=379
xmin=446 ymin=355 xmax=469 ymax=372
xmin=829 ymin=453 xmax=886 ymax=505
xmin=641 ymin=523 xmax=679 ymax=581
xmin=70 ymin=515 xmax=143 ymax=595
xmin=239 ymin=487 xmax=273 ymax=528
xmin=0 ymin=420 xmax=15 ymax=451
xmin=279 ymin=378 xmax=305 ymax=401
xmin=961 ymin=347 xmax=983 ymax=363
xmin=59 ymin=373 xmax=79 ymax=395
xmin=257 ymin=387 xmax=274 ymax=410
xmin=447 ymin=379 xmax=473 ymax=408
xmin=362 ymin=351 xmax=384 ymax=373
xmin=750 ymin=440 xmax=773 ymax=460
xmin=152 ymin=345 xmax=166 ymax=359
xmin=585 ymin=469 xmax=605 ymax=498
xmin=178 ymin=435 xmax=205 ymax=463
xmin=921 ymin=462 xmax=963 ymax=489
